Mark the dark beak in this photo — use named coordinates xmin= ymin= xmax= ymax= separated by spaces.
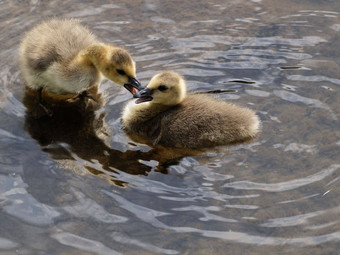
xmin=124 ymin=77 xmax=143 ymax=95
xmin=133 ymin=88 xmax=153 ymax=104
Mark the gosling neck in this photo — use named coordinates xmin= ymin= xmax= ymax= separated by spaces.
xmin=80 ymin=43 xmax=108 ymax=69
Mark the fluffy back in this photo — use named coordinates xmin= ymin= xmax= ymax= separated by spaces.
xmin=19 ymin=18 xmax=98 ymax=72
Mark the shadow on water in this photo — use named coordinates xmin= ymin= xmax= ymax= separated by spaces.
xmin=23 ymin=86 xmax=201 ymax=186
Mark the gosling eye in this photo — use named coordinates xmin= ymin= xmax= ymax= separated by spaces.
xmin=116 ymin=69 xmax=126 ymax=75
xmin=158 ymin=85 xmax=168 ymax=91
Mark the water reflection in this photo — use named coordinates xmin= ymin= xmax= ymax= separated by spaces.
xmin=23 ymin=87 xmax=200 ymax=186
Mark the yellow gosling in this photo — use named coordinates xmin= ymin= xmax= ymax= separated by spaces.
xmin=19 ymin=18 xmax=141 ymax=113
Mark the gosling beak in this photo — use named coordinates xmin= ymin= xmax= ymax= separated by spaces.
xmin=133 ymin=88 xmax=153 ymax=104
xmin=124 ymin=77 xmax=143 ymax=95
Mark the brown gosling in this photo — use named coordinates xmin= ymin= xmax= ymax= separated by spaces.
xmin=121 ymin=71 xmax=260 ymax=149
xmin=19 ymin=18 xmax=142 ymax=112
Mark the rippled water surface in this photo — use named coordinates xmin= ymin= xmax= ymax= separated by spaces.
xmin=1 ymin=0 xmax=340 ymax=254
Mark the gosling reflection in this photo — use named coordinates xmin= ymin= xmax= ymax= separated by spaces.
xmin=23 ymin=87 xmax=199 ymax=186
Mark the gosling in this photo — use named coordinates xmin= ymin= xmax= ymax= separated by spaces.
xmin=19 ymin=18 xmax=142 ymax=109
xmin=122 ymin=71 xmax=260 ymax=148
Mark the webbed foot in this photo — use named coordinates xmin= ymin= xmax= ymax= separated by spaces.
xmin=66 ymin=91 xmax=97 ymax=103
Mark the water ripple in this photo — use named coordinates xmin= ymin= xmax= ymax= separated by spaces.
xmin=225 ymin=49 xmax=312 ymax=60
xmin=51 ymin=232 xmax=121 ymax=255
xmin=168 ymin=35 xmax=326 ymax=49
xmin=287 ymin=75 xmax=340 ymax=85
xmin=274 ymin=143 xmax=318 ymax=154
xmin=63 ymin=188 xmax=128 ymax=224
xmin=102 ymin=188 xmax=340 ymax=247
xmin=172 ymin=227 xmax=340 ymax=247
xmin=222 ymin=164 xmax=340 ymax=192
xmin=111 ymin=231 xmax=179 ymax=255
xmin=128 ymin=176 xmax=259 ymax=202
xmin=65 ymin=4 xmax=120 ymax=17
xmin=172 ymin=205 xmax=238 ymax=223
xmin=0 ymin=174 xmax=60 ymax=225
xmin=260 ymin=211 xmax=322 ymax=227
xmin=273 ymin=90 xmax=337 ymax=120
xmin=103 ymin=190 xmax=170 ymax=229
xmin=0 ymin=237 xmax=18 ymax=249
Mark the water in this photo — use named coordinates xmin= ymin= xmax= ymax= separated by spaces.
xmin=0 ymin=0 xmax=339 ymax=254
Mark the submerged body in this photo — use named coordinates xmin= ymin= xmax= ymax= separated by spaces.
xmin=122 ymin=71 xmax=260 ymax=149
xmin=19 ymin=18 xmax=141 ymax=95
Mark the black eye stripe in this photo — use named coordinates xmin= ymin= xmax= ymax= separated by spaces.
xmin=116 ymin=69 xmax=126 ymax=75
xmin=158 ymin=85 xmax=168 ymax=91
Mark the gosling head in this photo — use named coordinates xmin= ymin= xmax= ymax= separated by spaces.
xmin=91 ymin=45 xmax=142 ymax=94
xmin=134 ymin=71 xmax=187 ymax=105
